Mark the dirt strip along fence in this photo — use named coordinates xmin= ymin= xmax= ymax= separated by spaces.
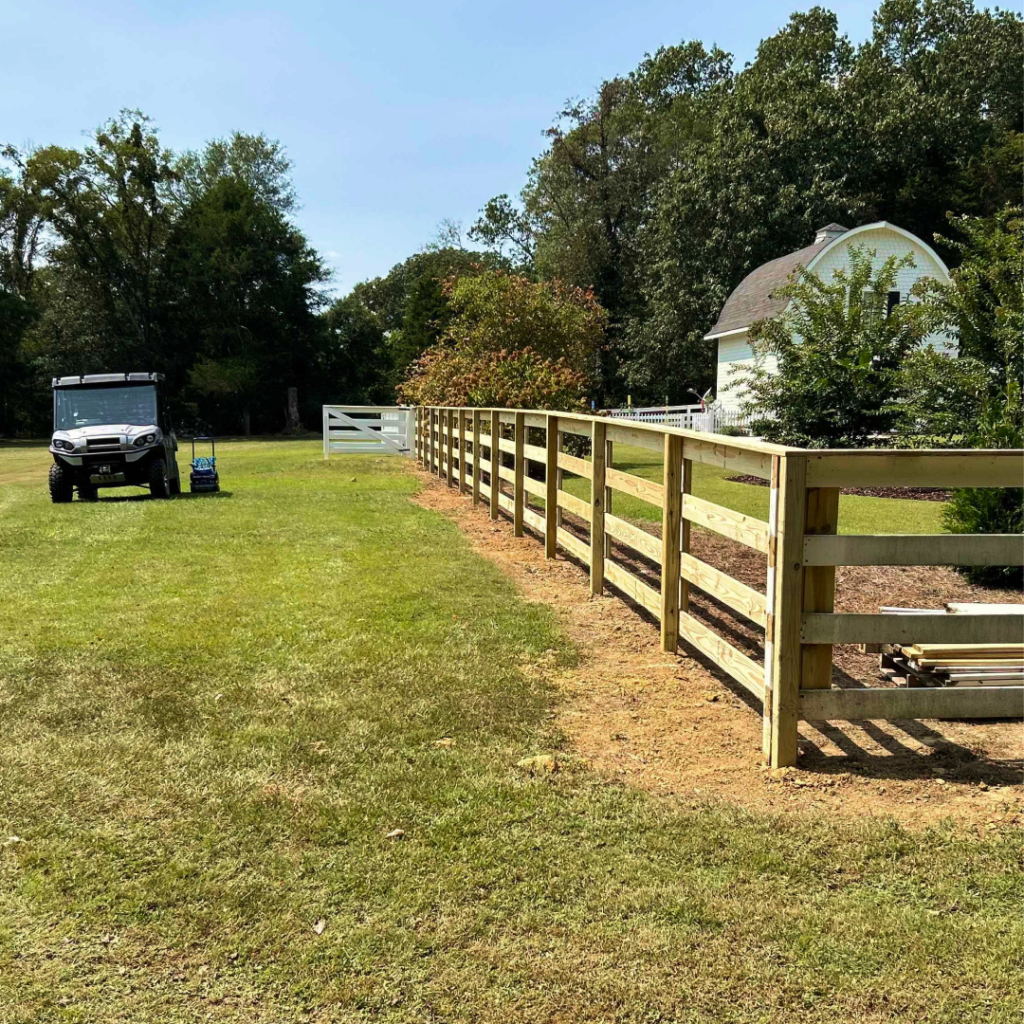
xmin=413 ymin=405 xmax=1024 ymax=768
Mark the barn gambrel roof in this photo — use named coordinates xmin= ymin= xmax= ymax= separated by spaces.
xmin=704 ymin=222 xmax=950 ymax=341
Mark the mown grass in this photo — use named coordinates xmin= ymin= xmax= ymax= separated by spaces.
xmin=0 ymin=440 xmax=1018 ymax=1022
xmin=558 ymin=443 xmax=947 ymax=534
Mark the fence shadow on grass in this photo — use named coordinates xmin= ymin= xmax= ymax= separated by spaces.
xmin=532 ymin=518 xmax=1021 ymax=786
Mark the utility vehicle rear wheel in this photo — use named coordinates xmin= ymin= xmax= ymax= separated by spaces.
xmin=49 ymin=463 xmax=74 ymax=504
xmin=149 ymin=458 xmax=171 ymax=499
xmin=78 ymin=484 xmax=98 ymax=501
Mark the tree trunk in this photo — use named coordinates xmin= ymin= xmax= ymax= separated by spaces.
xmin=243 ymin=407 xmax=251 ymax=436
xmin=285 ymin=386 xmax=302 ymax=433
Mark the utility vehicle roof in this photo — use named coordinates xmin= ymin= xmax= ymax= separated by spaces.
xmin=52 ymin=373 xmax=164 ymax=388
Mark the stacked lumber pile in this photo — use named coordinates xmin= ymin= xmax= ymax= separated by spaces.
xmin=878 ymin=603 xmax=1024 ymax=688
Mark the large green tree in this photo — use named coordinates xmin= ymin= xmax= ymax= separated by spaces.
xmin=161 ymin=176 xmax=329 ymax=434
xmin=1 ymin=114 xmax=335 ymax=437
xmin=26 ymin=111 xmax=177 ymax=363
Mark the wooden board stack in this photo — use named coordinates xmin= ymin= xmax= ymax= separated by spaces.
xmin=877 ymin=603 xmax=1024 ymax=688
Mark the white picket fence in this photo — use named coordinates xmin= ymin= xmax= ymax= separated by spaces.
xmin=322 ymin=405 xmax=414 ymax=458
xmin=604 ymin=404 xmax=751 ymax=434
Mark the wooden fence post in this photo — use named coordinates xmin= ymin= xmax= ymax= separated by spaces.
xmin=433 ymin=408 xmax=440 ymax=475
xmin=457 ymin=410 xmax=467 ymax=494
xmin=489 ymin=411 xmax=500 ymax=520
xmin=660 ymin=433 xmax=683 ymax=652
xmin=472 ymin=410 xmax=481 ymax=505
xmin=801 ymin=487 xmax=841 ymax=692
xmin=680 ymin=455 xmax=693 ymax=612
xmin=590 ymin=421 xmax=607 ymax=596
xmin=513 ymin=411 xmax=525 ymax=536
xmin=545 ymin=414 xmax=559 ymax=558
xmin=437 ymin=409 xmax=443 ymax=477
xmin=322 ymin=407 xmax=330 ymax=460
xmin=446 ymin=409 xmax=455 ymax=487
xmin=766 ymin=452 xmax=808 ymax=768
xmin=423 ymin=405 xmax=432 ymax=473
xmin=555 ymin=427 xmax=564 ymax=533
xmin=604 ymin=438 xmax=613 ymax=559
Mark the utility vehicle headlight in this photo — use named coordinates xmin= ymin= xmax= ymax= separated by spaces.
xmin=133 ymin=433 xmax=157 ymax=447
xmin=53 ymin=439 xmax=74 ymax=452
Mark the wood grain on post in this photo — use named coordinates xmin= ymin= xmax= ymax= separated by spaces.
xmin=604 ymin=438 xmax=613 ymax=559
xmin=660 ymin=433 xmax=683 ymax=652
xmin=434 ymin=408 xmax=440 ymax=475
xmin=555 ymin=428 xmax=564 ymax=533
xmin=680 ymin=457 xmax=693 ymax=612
xmin=545 ymin=415 xmax=559 ymax=558
xmin=446 ymin=409 xmax=454 ymax=487
xmin=434 ymin=409 xmax=441 ymax=476
xmin=800 ymin=487 xmax=840 ymax=692
xmin=768 ymin=453 xmax=808 ymax=768
xmin=513 ymin=412 xmax=525 ymax=536
xmin=472 ymin=410 xmax=481 ymax=505
xmin=438 ymin=409 xmax=444 ymax=477
xmin=457 ymin=410 xmax=467 ymax=494
xmin=590 ymin=421 xmax=607 ymax=596
xmin=489 ymin=410 xmax=500 ymax=520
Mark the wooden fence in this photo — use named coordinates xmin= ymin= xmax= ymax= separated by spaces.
xmin=414 ymin=405 xmax=1024 ymax=767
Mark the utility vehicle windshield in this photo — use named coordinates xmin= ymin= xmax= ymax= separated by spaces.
xmin=54 ymin=385 xmax=158 ymax=429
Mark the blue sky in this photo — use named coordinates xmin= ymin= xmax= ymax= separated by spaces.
xmin=1 ymin=0 xmax=877 ymax=295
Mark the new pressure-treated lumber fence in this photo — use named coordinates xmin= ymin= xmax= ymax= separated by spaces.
xmin=414 ymin=405 xmax=1024 ymax=767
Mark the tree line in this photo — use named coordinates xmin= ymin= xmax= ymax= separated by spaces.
xmin=341 ymin=0 xmax=1020 ymax=412
xmin=1 ymin=116 xmax=339 ymax=436
xmin=2 ymin=0 xmax=1020 ymax=439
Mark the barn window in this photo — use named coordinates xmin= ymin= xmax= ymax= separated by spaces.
xmin=886 ymin=291 xmax=901 ymax=316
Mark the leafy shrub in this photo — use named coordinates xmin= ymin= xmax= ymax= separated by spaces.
xmin=398 ymin=270 xmax=606 ymax=411
xmin=717 ymin=424 xmax=748 ymax=438
xmin=943 ymin=487 xmax=1024 ymax=587
xmin=739 ymin=248 xmax=944 ymax=447
xmin=941 ymin=389 xmax=1024 ymax=587
xmin=935 ymin=207 xmax=1024 ymax=587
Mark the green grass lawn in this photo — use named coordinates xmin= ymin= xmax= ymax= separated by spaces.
xmin=0 ymin=441 xmax=1017 ymax=1022
xmin=558 ymin=443 xmax=947 ymax=534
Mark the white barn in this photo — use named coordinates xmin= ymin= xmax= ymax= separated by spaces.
xmin=705 ymin=222 xmax=953 ymax=413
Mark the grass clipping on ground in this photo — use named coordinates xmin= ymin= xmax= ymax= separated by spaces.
xmin=0 ymin=441 xmax=1019 ymax=1023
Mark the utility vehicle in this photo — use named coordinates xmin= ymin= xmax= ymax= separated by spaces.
xmin=49 ymin=373 xmax=181 ymax=502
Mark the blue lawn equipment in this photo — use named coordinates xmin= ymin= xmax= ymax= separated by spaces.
xmin=189 ymin=437 xmax=220 ymax=493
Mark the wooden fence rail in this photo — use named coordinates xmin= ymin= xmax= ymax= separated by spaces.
xmin=414 ymin=405 xmax=1024 ymax=767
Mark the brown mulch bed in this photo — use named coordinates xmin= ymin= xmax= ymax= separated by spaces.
xmin=411 ymin=465 xmax=1023 ymax=830
xmin=726 ymin=474 xmax=952 ymax=501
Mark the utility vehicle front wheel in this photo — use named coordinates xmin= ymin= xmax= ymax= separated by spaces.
xmin=49 ymin=463 xmax=74 ymax=504
xmin=149 ymin=458 xmax=171 ymax=499
xmin=78 ymin=483 xmax=98 ymax=501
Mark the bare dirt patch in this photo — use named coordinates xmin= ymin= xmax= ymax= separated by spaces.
xmin=411 ymin=466 xmax=1023 ymax=830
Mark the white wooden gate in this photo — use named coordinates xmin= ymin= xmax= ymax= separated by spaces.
xmin=322 ymin=406 xmax=413 ymax=458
